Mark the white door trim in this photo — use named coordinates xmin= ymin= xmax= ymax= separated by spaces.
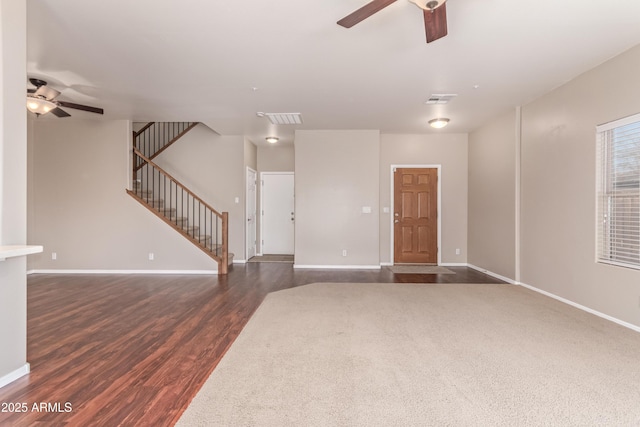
xmin=390 ymin=164 xmax=442 ymax=265
xmin=246 ymin=167 xmax=257 ymax=260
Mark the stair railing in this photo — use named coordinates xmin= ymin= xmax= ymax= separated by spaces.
xmin=130 ymin=147 xmax=228 ymax=274
xmin=133 ymin=122 xmax=198 ymax=177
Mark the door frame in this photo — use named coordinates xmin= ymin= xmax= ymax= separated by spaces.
xmin=389 ymin=164 xmax=442 ymax=265
xmin=246 ymin=167 xmax=257 ymax=261
xmin=259 ymin=171 xmax=295 ymax=256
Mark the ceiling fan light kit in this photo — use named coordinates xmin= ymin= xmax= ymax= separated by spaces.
xmin=337 ymin=0 xmax=448 ymax=43
xmin=429 ymin=118 xmax=449 ymax=128
xmin=26 ymin=96 xmax=56 ymax=115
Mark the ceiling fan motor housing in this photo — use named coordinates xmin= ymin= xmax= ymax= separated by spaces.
xmin=29 ymin=78 xmax=48 ymax=88
xmin=409 ymin=0 xmax=446 ymax=11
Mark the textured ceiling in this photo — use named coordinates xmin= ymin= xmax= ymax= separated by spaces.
xmin=27 ymin=0 xmax=640 ymax=145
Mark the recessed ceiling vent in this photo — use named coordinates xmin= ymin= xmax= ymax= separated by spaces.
xmin=260 ymin=112 xmax=303 ymax=125
xmin=425 ymin=94 xmax=457 ymax=105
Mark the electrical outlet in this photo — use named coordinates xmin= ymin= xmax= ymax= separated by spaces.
xmin=455 ymin=248 xmax=461 ymax=255
xmin=342 ymin=249 xmax=347 ymax=257
xmin=51 ymin=252 xmax=57 ymax=260
xmin=148 ymin=253 xmax=154 ymax=261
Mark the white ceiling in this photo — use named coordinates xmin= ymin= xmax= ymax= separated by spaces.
xmin=27 ymin=0 xmax=640 ymax=145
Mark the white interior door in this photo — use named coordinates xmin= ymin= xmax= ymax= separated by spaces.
xmin=261 ymin=173 xmax=294 ymax=255
xmin=246 ymin=168 xmax=257 ymax=259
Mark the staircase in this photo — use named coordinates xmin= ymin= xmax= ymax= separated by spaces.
xmin=127 ymin=122 xmax=231 ymax=274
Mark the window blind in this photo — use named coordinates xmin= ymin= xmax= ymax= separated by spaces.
xmin=596 ymin=113 xmax=640 ymax=269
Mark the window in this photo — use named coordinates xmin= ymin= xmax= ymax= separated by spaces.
xmin=596 ymin=113 xmax=640 ymax=269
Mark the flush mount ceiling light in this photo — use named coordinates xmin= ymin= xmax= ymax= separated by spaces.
xmin=26 ymin=96 xmax=57 ymax=116
xmin=429 ymin=118 xmax=450 ymax=129
xmin=265 ymin=136 xmax=279 ymax=144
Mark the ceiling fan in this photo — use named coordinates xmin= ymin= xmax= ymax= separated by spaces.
xmin=26 ymin=78 xmax=104 ymax=117
xmin=337 ymin=0 xmax=448 ymax=43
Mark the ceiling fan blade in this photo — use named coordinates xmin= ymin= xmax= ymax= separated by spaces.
xmin=58 ymin=101 xmax=104 ymax=115
xmin=35 ymin=85 xmax=61 ymax=101
xmin=423 ymin=3 xmax=447 ymax=43
xmin=337 ymin=0 xmax=398 ymax=28
xmin=50 ymin=107 xmax=71 ymax=118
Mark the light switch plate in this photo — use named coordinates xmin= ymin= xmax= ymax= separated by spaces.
xmin=362 ymin=206 xmax=372 ymax=214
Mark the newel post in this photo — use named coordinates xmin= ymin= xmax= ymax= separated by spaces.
xmin=132 ymin=131 xmax=137 ymax=182
xmin=220 ymin=212 xmax=229 ymax=275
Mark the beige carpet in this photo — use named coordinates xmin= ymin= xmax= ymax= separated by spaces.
xmin=177 ymin=283 xmax=640 ymax=426
xmin=388 ymin=265 xmax=455 ymax=274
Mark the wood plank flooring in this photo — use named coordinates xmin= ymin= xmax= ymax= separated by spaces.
xmin=0 ymin=264 xmax=504 ymax=426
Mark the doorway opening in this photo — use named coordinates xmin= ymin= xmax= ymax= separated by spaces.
xmin=246 ymin=167 xmax=257 ymax=261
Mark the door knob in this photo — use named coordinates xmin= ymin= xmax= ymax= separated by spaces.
xmin=394 ymin=219 xmax=399 ymax=223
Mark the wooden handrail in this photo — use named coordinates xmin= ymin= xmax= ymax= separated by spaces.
xmin=133 ymin=122 xmax=199 ymax=173
xmin=133 ymin=147 xmax=225 ymax=218
xmin=127 ymin=189 xmax=227 ymax=268
xmin=134 ymin=122 xmax=155 ymax=138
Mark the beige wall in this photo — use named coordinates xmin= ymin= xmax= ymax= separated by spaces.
xmin=244 ymin=138 xmax=257 ymax=171
xmin=379 ymin=134 xmax=468 ymax=265
xmin=520 ymin=44 xmax=640 ymax=326
xmin=295 ymin=130 xmax=380 ymax=267
xmin=468 ymin=110 xmax=517 ymax=279
xmin=257 ymin=144 xmax=295 ymax=172
xmin=28 ymin=119 xmax=217 ymax=271
xmin=0 ymin=0 xmax=28 ymax=384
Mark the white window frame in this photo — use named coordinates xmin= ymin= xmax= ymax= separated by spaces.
xmin=596 ymin=112 xmax=640 ymax=269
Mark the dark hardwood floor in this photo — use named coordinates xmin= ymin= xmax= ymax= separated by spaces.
xmin=0 ymin=264 xmax=505 ymax=426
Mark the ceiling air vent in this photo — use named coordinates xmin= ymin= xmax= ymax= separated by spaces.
xmin=260 ymin=112 xmax=303 ymax=125
xmin=425 ymin=94 xmax=457 ymax=105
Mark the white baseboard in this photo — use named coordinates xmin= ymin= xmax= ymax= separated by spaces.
xmin=380 ymin=262 xmax=393 ymax=267
xmin=294 ymin=264 xmax=381 ymax=270
xmin=0 ymin=363 xmax=30 ymax=389
xmin=467 ymin=263 xmax=517 ymax=284
xmin=467 ymin=263 xmax=640 ymax=333
xmin=441 ymin=262 xmax=468 ymax=267
xmin=518 ymin=282 xmax=640 ymax=334
xmin=233 ymin=259 xmax=247 ymax=264
xmin=29 ymin=269 xmax=218 ymax=275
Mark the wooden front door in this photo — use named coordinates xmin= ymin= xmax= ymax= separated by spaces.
xmin=394 ymin=168 xmax=438 ymax=264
